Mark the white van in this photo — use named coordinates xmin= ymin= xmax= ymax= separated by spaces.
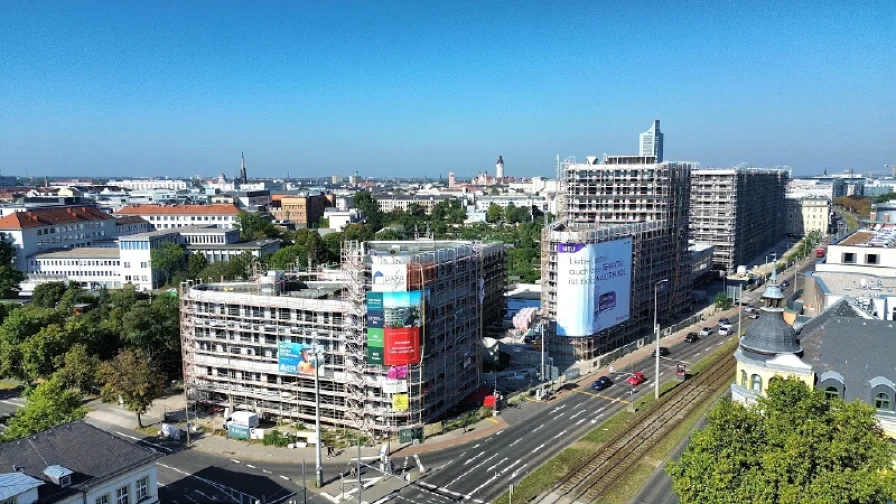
xmin=718 ymin=324 xmax=734 ymax=336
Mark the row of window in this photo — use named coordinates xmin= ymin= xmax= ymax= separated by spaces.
xmin=121 ymin=241 xmax=150 ymax=250
xmin=95 ymin=476 xmax=149 ymax=504
xmin=842 ymin=252 xmax=881 ymax=265
xmin=32 ymin=259 xmax=121 ymax=267
xmin=36 ymin=222 xmax=107 ymax=235
xmin=145 ymin=215 xmax=233 ymax=221
xmin=740 ymin=371 xmax=895 ymax=411
xmin=34 ymin=270 xmax=117 ymax=278
xmin=37 ymin=231 xmax=105 ymax=244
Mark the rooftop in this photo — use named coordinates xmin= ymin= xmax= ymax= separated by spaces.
xmin=812 ymin=271 xmax=896 ymax=297
xmin=114 ymin=215 xmax=148 ymax=226
xmin=186 ymin=238 xmax=279 ymax=250
xmin=33 ymin=247 xmax=121 ymax=260
xmin=836 ymin=229 xmax=896 ymax=248
xmin=116 ymin=203 xmax=240 ymax=216
xmin=0 ymin=207 xmax=113 ymax=230
xmin=0 ymin=421 xmax=161 ymax=502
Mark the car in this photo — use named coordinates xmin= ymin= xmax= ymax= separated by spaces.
xmin=744 ymin=306 xmax=757 ymax=314
xmin=685 ymin=332 xmax=699 ymax=343
xmin=748 ymin=314 xmax=760 ymax=319
xmin=781 ymin=280 xmax=790 ymax=288
xmin=652 ymin=346 xmax=670 ymax=357
xmin=627 ymin=371 xmax=646 ymax=386
xmin=718 ymin=318 xmax=731 ymax=326
xmin=699 ymin=327 xmax=713 ymax=337
xmin=718 ymin=326 xmax=732 ymax=336
xmin=591 ymin=376 xmax=613 ymax=391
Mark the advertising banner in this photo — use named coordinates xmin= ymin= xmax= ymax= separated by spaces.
xmin=278 ymin=342 xmax=317 ymax=375
xmin=382 ymin=378 xmax=409 ymax=394
xmin=383 ymin=291 xmax=423 ymax=365
xmin=392 ymin=393 xmax=410 ymax=412
xmin=366 ymin=328 xmax=384 ymax=365
xmin=555 ymin=238 xmax=632 ymax=336
xmin=372 ymin=264 xmax=408 ymax=292
xmin=227 ymin=423 xmax=250 ymax=440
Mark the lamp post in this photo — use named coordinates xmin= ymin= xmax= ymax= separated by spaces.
xmin=312 ymin=344 xmax=325 ymax=488
xmin=654 ymin=279 xmax=669 ymax=400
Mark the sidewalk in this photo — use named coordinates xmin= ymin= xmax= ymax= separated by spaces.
xmin=391 ymin=415 xmax=509 ymax=457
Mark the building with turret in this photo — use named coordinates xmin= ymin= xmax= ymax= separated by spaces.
xmin=496 ymin=156 xmax=505 ymax=178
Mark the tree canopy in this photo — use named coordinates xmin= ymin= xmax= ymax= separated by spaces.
xmin=150 ymin=241 xmax=187 ymax=286
xmin=0 ymin=235 xmax=23 ymax=298
xmin=236 ymin=211 xmax=281 ymax=241
xmin=1 ymin=376 xmax=87 ymax=441
xmin=98 ymin=349 xmax=166 ymax=428
xmin=31 ymin=281 xmax=69 ymax=308
xmin=668 ymin=377 xmax=896 ymax=504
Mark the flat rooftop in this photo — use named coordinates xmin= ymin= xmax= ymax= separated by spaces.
xmin=836 ymin=229 xmax=896 ymax=248
xmin=186 ymin=238 xmax=279 ymax=250
xmin=192 ymin=279 xmax=345 ymax=300
xmin=33 ymin=247 xmax=121 ymax=260
xmin=812 ymin=271 xmax=896 ymax=297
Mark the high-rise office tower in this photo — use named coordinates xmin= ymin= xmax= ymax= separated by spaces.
xmin=639 ymin=120 xmax=663 ymax=162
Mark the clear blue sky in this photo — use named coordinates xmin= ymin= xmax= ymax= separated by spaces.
xmin=1 ymin=1 xmax=893 ymax=179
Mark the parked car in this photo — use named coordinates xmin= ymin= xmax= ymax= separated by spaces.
xmin=699 ymin=327 xmax=714 ymax=337
xmin=627 ymin=371 xmax=647 ymax=386
xmin=591 ymin=376 xmax=613 ymax=391
xmin=652 ymin=346 xmax=670 ymax=357
xmin=718 ymin=318 xmax=731 ymax=326
xmin=781 ymin=280 xmax=790 ymax=288
xmin=748 ymin=314 xmax=760 ymax=320
xmin=685 ymin=332 xmax=700 ymax=343
xmin=744 ymin=306 xmax=757 ymax=314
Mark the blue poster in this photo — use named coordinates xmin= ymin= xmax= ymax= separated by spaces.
xmin=278 ymin=342 xmax=316 ymax=375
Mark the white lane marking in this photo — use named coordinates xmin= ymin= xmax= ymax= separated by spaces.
xmin=509 ymin=438 xmax=522 ymax=447
xmin=695 ymin=351 xmax=702 ymax=356
xmin=468 ymin=459 xmax=522 ymax=497
xmin=717 ymin=341 xmax=725 ymax=346
xmin=114 ymin=431 xmax=171 ymax=453
xmin=532 ymin=423 xmax=545 ymax=433
xmin=230 ymin=459 xmax=240 ymax=464
xmin=279 ymin=475 xmax=290 ymax=481
xmin=591 ymin=413 xmax=605 ymax=424
xmin=495 ymin=430 xmax=503 ymax=436
xmin=246 ymin=464 xmax=256 ymax=469
xmin=463 ymin=451 xmax=484 ymax=465
xmin=573 ymin=402 xmax=586 ymax=410
xmin=195 ymin=490 xmax=212 ymax=500
xmin=575 ymin=418 xmax=587 ymax=426
xmin=568 ymin=410 xmax=584 ymax=420
xmin=473 ymin=443 xmax=481 ymax=449
xmin=597 ymin=406 xmax=606 ymax=413
xmin=530 ymin=443 xmax=545 ymax=454
xmin=183 ymin=495 xmax=200 ymax=504
xmin=320 ymin=493 xmax=341 ymax=504
xmin=417 ymin=482 xmax=486 ymax=504
xmin=510 ymin=463 xmax=528 ymax=479
xmin=0 ymin=399 xmax=24 ymax=406
xmin=446 ymin=453 xmax=499 ymax=487
xmin=549 ymin=404 xmax=566 ymax=415
xmin=485 ymin=457 xmax=508 ymax=473
xmin=552 ymin=430 xmax=567 ymax=439
xmin=262 ymin=469 xmax=272 ymax=474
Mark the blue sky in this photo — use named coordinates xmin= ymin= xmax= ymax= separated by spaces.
xmin=1 ymin=1 xmax=893 ymax=179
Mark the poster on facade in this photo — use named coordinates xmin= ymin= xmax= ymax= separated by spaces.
xmin=382 ymin=378 xmax=409 ymax=394
xmin=372 ymin=264 xmax=408 ymax=292
xmin=392 ymin=393 xmax=410 ymax=412
xmin=278 ymin=342 xmax=317 ymax=375
xmin=383 ymin=291 xmax=422 ymax=365
xmin=366 ymin=328 xmax=384 ymax=365
xmin=555 ymin=238 xmax=632 ymax=336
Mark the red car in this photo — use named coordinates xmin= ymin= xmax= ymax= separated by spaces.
xmin=627 ymin=371 xmax=646 ymax=386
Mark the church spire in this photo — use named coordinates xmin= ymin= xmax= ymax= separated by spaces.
xmin=239 ymin=152 xmax=248 ymax=184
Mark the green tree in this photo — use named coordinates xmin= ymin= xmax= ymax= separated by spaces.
xmin=236 ymin=211 xmax=281 ymax=241
xmin=0 ymin=235 xmax=24 ymax=298
xmin=503 ymin=203 xmax=518 ymax=224
xmin=31 ymin=281 xmax=68 ymax=308
xmin=343 ymin=223 xmax=374 ymax=243
xmin=151 ymin=241 xmax=187 ymax=286
xmin=56 ymin=343 xmax=101 ymax=393
xmin=121 ymin=296 xmax=181 ymax=377
xmin=486 ymin=203 xmax=503 ymax=223
xmin=98 ymin=349 xmax=166 ymax=428
xmin=353 ymin=191 xmax=383 ymax=231
xmin=0 ymin=306 xmax=64 ymax=380
xmin=20 ymin=323 xmax=71 ymax=382
xmin=1 ymin=376 xmax=87 ymax=441
xmin=377 ymin=228 xmax=403 ymax=240
xmin=186 ymin=252 xmax=209 ymax=278
xmin=322 ymin=232 xmax=343 ymax=263
xmin=713 ymin=292 xmax=733 ymax=310
xmin=669 ymin=377 xmax=896 ymax=504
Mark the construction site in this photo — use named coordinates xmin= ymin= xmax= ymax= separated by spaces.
xmin=542 ymin=154 xmax=693 ymax=365
xmin=179 ymin=240 xmax=505 ymax=437
xmin=690 ymin=168 xmax=788 ymax=273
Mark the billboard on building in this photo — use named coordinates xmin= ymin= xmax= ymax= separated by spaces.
xmin=366 ymin=292 xmax=386 ymax=365
xmin=382 ymin=291 xmax=423 ymax=365
xmin=278 ymin=342 xmax=318 ymax=375
xmin=372 ymin=264 xmax=408 ymax=292
xmin=555 ymin=238 xmax=632 ymax=336
xmin=392 ymin=393 xmax=410 ymax=412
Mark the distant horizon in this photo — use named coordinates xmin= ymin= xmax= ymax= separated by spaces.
xmin=1 ymin=2 xmax=892 ymax=179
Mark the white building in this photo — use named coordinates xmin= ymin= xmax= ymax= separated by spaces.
xmin=639 ymin=119 xmax=663 ymax=161
xmin=115 ymin=204 xmax=241 ymax=230
xmin=376 ymin=195 xmax=453 ymax=214
xmin=785 ymin=197 xmax=831 ymax=236
xmin=0 ymin=206 xmax=118 ymax=271
xmin=110 ymin=178 xmax=188 ymax=191
xmin=324 ymin=208 xmax=362 ymax=230
xmin=872 ymin=200 xmax=896 ymax=224
xmin=0 ymin=421 xmax=161 ymax=504
xmin=474 ymin=194 xmax=549 ymax=215
xmin=817 ymin=228 xmax=896 ymax=276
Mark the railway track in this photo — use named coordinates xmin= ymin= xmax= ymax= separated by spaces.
xmin=538 ymin=353 xmax=736 ymax=504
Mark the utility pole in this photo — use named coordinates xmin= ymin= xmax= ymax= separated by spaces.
xmin=737 ymin=284 xmax=743 ymax=339
xmin=654 ymin=279 xmax=668 ymax=400
xmin=539 ymin=319 xmax=545 ymax=399
xmin=314 ymin=345 xmax=324 ymax=488
xmin=357 ymin=438 xmax=362 ymax=504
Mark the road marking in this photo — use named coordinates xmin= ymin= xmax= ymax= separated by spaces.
xmin=695 ymin=351 xmax=702 ymax=356
xmin=485 ymin=457 xmax=508 ymax=473
xmin=495 ymin=430 xmax=503 ymax=435
xmin=552 ymin=430 xmax=567 ymax=439
xmin=263 ymin=469 xmax=272 ymax=474
xmin=574 ymin=389 xmax=632 ymax=404
xmin=573 ymin=402 xmax=585 ymax=410
xmin=532 ymin=424 xmax=544 ymax=433
xmin=446 ymin=454 xmax=498 ymax=487
xmin=597 ymin=406 xmax=606 ymax=413
xmin=230 ymin=459 xmax=240 ymax=464
xmin=463 ymin=451 xmax=484 ymax=465
xmin=195 ymin=490 xmax=212 ymax=500
xmin=320 ymin=493 xmax=341 ymax=503
xmin=246 ymin=464 xmax=256 ymax=469
xmin=486 ymin=417 xmax=499 ymax=424
xmin=575 ymin=418 xmax=587 ymax=426
xmin=279 ymin=475 xmax=290 ymax=481
xmin=530 ymin=443 xmax=545 ymax=454
xmin=468 ymin=459 xmax=522 ymax=497
xmin=114 ymin=431 xmax=172 ymax=453
xmin=509 ymin=438 xmax=521 ymax=447
xmin=549 ymin=405 xmax=566 ymax=414
xmin=183 ymin=495 xmax=199 ymax=504
xmin=0 ymin=399 xmax=23 ymax=406
xmin=568 ymin=410 xmax=584 ymax=420
xmin=511 ymin=463 xmax=528 ymax=479
xmin=473 ymin=443 xmax=481 ymax=449
xmin=590 ymin=413 xmax=605 ymax=424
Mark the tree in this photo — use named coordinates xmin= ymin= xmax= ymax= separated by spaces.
xmin=504 ymin=203 xmax=518 ymax=224
xmin=121 ymin=296 xmax=181 ymax=377
xmin=151 ymin=241 xmax=187 ymax=286
xmin=713 ymin=292 xmax=733 ymax=310
xmin=0 ymin=235 xmax=24 ymax=298
xmin=186 ymin=252 xmax=209 ymax=278
xmin=56 ymin=343 xmax=101 ymax=393
xmin=20 ymin=323 xmax=71 ymax=382
xmin=669 ymin=377 xmax=896 ymax=504
xmin=98 ymin=349 xmax=166 ymax=428
xmin=1 ymin=376 xmax=87 ymax=440
xmin=0 ymin=306 xmax=64 ymax=380
xmin=486 ymin=204 xmax=503 ymax=223
xmin=322 ymin=232 xmax=343 ymax=263
xmin=236 ymin=211 xmax=280 ymax=241
xmin=31 ymin=281 xmax=68 ymax=308
xmin=353 ymin=191 xmax=383 ymax=231
xmin=377 ymin=228 xmax=403 ymax=240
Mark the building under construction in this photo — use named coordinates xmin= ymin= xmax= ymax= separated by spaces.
xmin=690 ymin=168 xmax=788 ymax=273
xmin=542 ymin=154 xmax=693 ymax=364
xmin=179 ymin=240 xmax=505 ymax=436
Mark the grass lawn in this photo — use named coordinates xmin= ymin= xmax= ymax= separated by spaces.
xmin=135 ymin=425 xmax=160 ymax=436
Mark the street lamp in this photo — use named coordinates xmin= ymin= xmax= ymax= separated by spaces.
xmin=654 ymin=279 xmax=669 ymax=400
xmin=311 ymin=344 xmax=325 ymax=488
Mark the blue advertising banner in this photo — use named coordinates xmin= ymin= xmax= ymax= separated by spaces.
xmin=278 ymin=342 xmax=316 ymax=375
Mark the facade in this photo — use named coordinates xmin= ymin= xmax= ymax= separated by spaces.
xmin=180 ymin=240 xmax=505 ymax=434
xmin=115 ymin=216 xmax=151 ymax=236
xmin=213 ymin=190 xmax=271 ymax=213
xmin=690 ymin=168 xmax=788 ymax=272
xmin=0 ymin=421 xmax=161 ymax=504
xmin=324 ymin=208 xmax=362 ymax=230
xmin=474 ymin=194 xmax=549 ymax=214
xmin=690 ymin=242 xmax=715 ymax=284
xmin=269 ymin=195 xmax=330 ymax=228
xmin=111 ymin=178 xmax=188 ymax=191
xmin=638 ymin=120 xmax=663 ymax=161
xmin=496 ymin=156 xmax=505 ymax=178
xmin=376 ymin=195 xmax=453 ymax=214
xmin=870 ymin=200 xmax=896 ymax=224
xmin=115 ymin=204 xmax=241 ymax=230
xmin=817 ymin=229 xmax=896 ymax=276
xmin=0 ymin=206 xmax=118 ymax=271
xmin=785 ymin=197 xmax=831 ymax=236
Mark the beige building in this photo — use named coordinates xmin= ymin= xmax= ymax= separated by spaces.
xmin=785 ymin=197 xmax=830 ymax=236
xmin=269 ymin=194 xmax=330 ymax=228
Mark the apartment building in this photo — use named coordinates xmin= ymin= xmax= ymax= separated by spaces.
xmin=0 ymin=206 xmax=118 ymax=270
xmin=376 ymin=195 xmax=454 ymax=214
xmin=546 ymin=154 xmax=693 ymax=363
xmin=690 ymin=168 xmax=788 ymax=272
xmin=269 ymin=194 xmax=330 ymax=227
xmin=785 ymin=197 xmax=831 ymax=236
xmin=180 ymin=240 xmax=505 ymax=435
xmin=474 ymin=194 xmax=549 ymax=213
xmin=111 ymin=178 xmax=188 ymax=191
xmin=115 ymin=204 xmax=241 ymax=230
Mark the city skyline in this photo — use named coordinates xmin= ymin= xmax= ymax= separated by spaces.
xmin=1 ymin=1 xmax=892 ymax=178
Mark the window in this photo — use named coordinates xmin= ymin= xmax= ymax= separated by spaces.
xmin=824 ymin=386 xmax=840 ymax=400
xmin=875 ymin=392 xmax=891 ymax=410
xmin=116 ymin=485 xmax=129 ymax=504
xmin=59 ymin=474 xmax=71 ymax=487
xmin=2 ymin=497 xmax=18 ymax=504
xmin=866 ymin=254 xmax=879 ymax=265
xmin=741 ymin=370 xmax=748 ymax=387
xmin=140 ymin=262 xmax=148 ymax=269
xmin=751 ymin=374 xmax=762 ymax=392
xmin=95 ymin=494 xmax=110 ymax=504
xmin=124 ymin=262 xmax=130 ymax=268
xmin=135 ymin=477 xmax=149 ymax=501
xmin=842 ymin=252 xmax=856 ymax=264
